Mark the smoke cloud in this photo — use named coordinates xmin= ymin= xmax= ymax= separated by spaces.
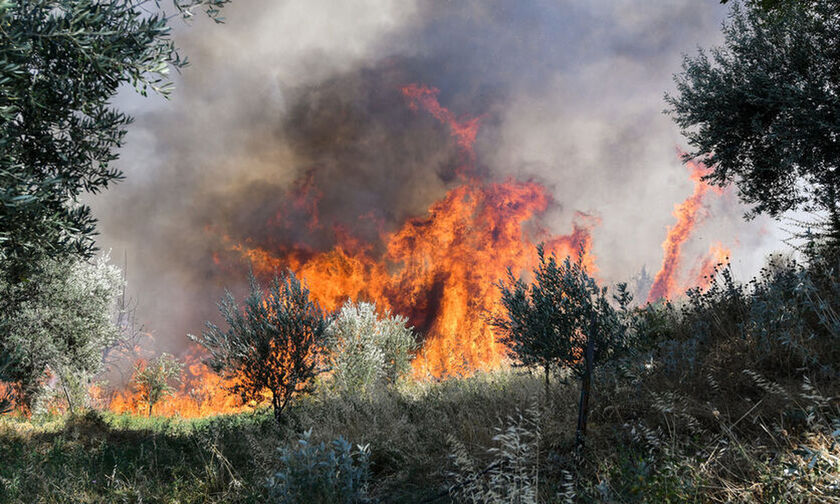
xmin=91 ymin=0 xmax=781 ymax=354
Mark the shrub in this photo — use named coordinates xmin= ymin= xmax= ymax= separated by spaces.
xmin=447 ymin=405 xmax=541 ymax=504
xmin=191 ymin=270 xmax=329 ymax=425
xmin=132 ymin=353 xmax=183 ymax=417
xmin=327 ymin=301 xmax=417 ymax=394
xmin=267 ymin=429 xmax=370 ymax=504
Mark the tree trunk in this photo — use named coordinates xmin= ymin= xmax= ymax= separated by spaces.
xmin=544 ymin=363 xmax=550 ymax=398
xmin=575 ymin=313 xmax=596 ymax=453
xmin=148 ymin=402 xmax=153 ymax=417
xmin=62 ymin=381 xmax=74 ymax=415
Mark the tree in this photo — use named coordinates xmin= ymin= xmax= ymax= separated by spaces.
xmin=326 ymin=301 xmax=417 ymax=394
xmin=0 ymin=253 xmax=122 ymax=411
xmin=493 ymin=246 xmax=627 ymax=450
xmin=190 ymin=270 xmax=330 ymax=425
xmin=0 ymin=0 xmax=229 ymax=286
xmin=132 ymin=353 xmax=182 ymax=417
xmin=667 ymin=1 xmax=840 ymax=248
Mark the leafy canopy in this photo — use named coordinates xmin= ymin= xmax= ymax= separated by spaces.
xmin=667 ymin=1 xmax=840 ymax=244
xmin=0 ymin=0 xmax=229 ymax=283
xmin=0 ymin=253 xmax=121 ymax=410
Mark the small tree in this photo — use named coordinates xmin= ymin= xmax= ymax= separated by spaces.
xmin=191 ymin=270 xmax=329 ymax=425
xmin=326 ymin=301 xmax=417 ymax=394
xmin=132 ymin=353 xmax=182 ymax=417
xmin=493 ymin=245 xmax=627 ymax=450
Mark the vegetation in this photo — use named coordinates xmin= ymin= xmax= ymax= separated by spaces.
xmin=494 ymin=246 xmax=630 ymax=448
xmin=2 ymin=0 xmax=839 ymax=502
xmin=267 ymin=428 xmax=371 ymax=504
xmin=132 ymin=353 xmax=183 ymax=417
xmin=190 ymin=270 xmax=330 ymax=425
xmin=0 ymin=0 xmax=229 ymax=285
xmin=668 ymin=0 xmax=840 ymax=247
xmin=327 ymin=301 xmax=418 ymax=395
xmin=0 ymin=253 xmax=122 ymax=412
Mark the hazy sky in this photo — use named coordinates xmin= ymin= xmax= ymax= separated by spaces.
xmin=91 ymin=0 xmax=784 ymax=352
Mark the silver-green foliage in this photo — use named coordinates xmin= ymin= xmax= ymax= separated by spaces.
xmin=327 ymin=301 xmax=417 ymax=394
xmin=0 ymin=253 xmax=121 ymax=409
xmin=448 ymin=405 xmax=541 ymax=504
xmin=267 ymin=428 xmax=370 ymax=504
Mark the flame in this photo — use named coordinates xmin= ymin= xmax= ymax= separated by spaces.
xmin=687 ymin=242 xmax=731 ymax=291
xmin=108 ymin=348 xmax=254 ymax=418
xmin=647 ymin=159 xmax=721 ymax=302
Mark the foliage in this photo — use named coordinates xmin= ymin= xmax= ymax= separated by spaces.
xmin=0 ymin=353 xmax=13 ymax=415
xmin=326 ymin=301 xmax=417 ymax=394
xmin=492 ymin=245 xmax=628 ymax=383
xmin=447 ymin=405 xmax=541 ymax=504
xmin=0 ymin=253 xmax=122 ymax=410
xmin=132 ymin=353 xmax=182 ymax=417
xmin=191 ymin=270 xmax=330 ymax=425
xmin=267 ymin=429 xmax=370 ymax=504
xmin=667 ymin=0 xmax=840 ymax=246
xmin=0 ymin=0 xmax=229 ymax=285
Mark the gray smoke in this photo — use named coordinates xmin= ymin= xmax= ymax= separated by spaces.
xmin=90 ymin=0 xmax=783 ymax=354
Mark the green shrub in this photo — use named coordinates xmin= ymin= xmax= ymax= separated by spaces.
xmin=267 ymin=429 xmax=370 ymax=504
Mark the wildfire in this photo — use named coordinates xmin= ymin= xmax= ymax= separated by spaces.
xmin=96 ymin=84 xmax=732 ymax=417
xmin=647 ymin=158 xmax=724 ymax=302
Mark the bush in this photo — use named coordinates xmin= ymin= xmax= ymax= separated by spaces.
xmin=327 ymin=301 xmax=417 ymax=394
xmin=267 ymin=429 xmax=370 ymax=504
xmin=447 ymin=405 xmax=541 ymax=504
xmin=191 ymin=270 xmax=329 ymax=425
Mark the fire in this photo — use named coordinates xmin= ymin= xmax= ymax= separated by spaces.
xmin=218 ymin=83 xmax=597 ymax=378
xmin=94 ymin=84 xmax=733 ymax=417
xmin=647 ymin=159 xmax=722 ymax=302
xmin=108 ymin=348 xmax=253 ymax=418
xmin=688 ymin=242 xmax=731 ymax=291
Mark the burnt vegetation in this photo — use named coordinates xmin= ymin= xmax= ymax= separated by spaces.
xmin=2 ymin=1 xmax=840 ymax=503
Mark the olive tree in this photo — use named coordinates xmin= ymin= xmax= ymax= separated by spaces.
xmin=326 ymin=301 xmax=417 ymax=394
xmin=191 ymin=270 xmax=329 ymax=425
xmin=0 ymin=0 xmax=229 ymax=286
xmin=667 ymin=0 xmax=840 ymax=249
xmin=493 ymin=246 xmax=628 ymax=449
xmin=0 ymin=253 xmax=122 ymax=412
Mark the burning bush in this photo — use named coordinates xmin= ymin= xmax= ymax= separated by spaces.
xmin=326 ymin=301 xmax=417 ymax=395
xmin=190 ymin=270 xmax=329 ymax=425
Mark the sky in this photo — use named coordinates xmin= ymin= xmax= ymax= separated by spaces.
xmin=90 ymin=0 xmax=785 ymax=353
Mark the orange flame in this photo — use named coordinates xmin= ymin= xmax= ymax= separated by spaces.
xmin=687 ymin=242 xmax=731 ymax=292
xmin=647 ymin=159 xmax=721 ymax=302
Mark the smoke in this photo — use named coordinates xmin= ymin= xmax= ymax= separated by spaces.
xmin=91 ymin=0 xmax=781 ymax=354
